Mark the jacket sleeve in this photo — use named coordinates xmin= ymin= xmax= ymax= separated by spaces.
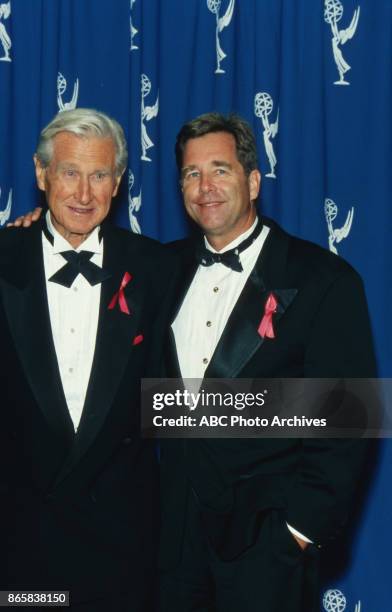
xmin=286 ymin=268 xmax=377 ymax=545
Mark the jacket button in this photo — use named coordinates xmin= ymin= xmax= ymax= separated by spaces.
xmin=123 ymin=437 xmax=132 ymax=445
xmin=44 ymin=493 xmax=54 ymax=503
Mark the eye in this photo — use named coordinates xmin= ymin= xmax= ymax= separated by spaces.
xmin=94 ymin=172 xmax=106 ymax=181
xmin=184 ymin=170 xmax=200 ymax=181
xmin=64 ymin=169 xmax=76 ymax=177
xmin=215 ymin=168 xmax=227 ymax=175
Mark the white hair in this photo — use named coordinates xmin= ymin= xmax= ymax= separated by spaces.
xmin=36 ymin=108 xmax=128 ymax=176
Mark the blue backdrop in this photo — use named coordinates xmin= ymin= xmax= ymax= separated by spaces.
xmin=0 ymin=1 xmax=390 ymax=609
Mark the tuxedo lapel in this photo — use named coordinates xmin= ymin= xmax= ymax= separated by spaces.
xmin=205 ymin=220 xmax=298 ymax=378
xmin=166 ymin=246 xmax=198 ymax=377
xmin=55 ymin=228 xmax=144 ymax=483
xmin=0 ymin=225 xmax=74 ymax=441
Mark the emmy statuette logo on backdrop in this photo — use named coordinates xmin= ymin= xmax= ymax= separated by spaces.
xmin=0 ymin=187 xmax=12 ymax=225
xmin=254 ymin=92 xmax=279 ymax=179
xmin=324 ymin=198 xmax=354 ymax=254
xmin=323 ymin=589 xmax=362 ymax=612
xmin=324 ymin=0 xmax=360 ymax=85
xmin=206 ymin=0 xmax=235 ymax=74
xmin=130 ymin=0 xmax=138 ymax=51
xmin=128 ymin=170 xmax=142 ymax=234
xmin=57 ymin=72 xmax=79 ymax=112
xmin=140 ymin=73 xmax=159 ymax=162
xmin=0 ymin=1 xmax=11 ymax=62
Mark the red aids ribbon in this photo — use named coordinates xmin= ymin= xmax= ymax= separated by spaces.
xmin=108 ymin=272 xmax=132 ymax=314
xmin=258 ymin=292 xmax=278 ymax=339
xmin=132 ymin=334 xmax=144 ymax=346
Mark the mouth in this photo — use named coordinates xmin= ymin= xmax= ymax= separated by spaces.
xmin=195 ymin=200 xmax=225 ymax=208
xmin=67 ymin=206 xmax=94 ymax=216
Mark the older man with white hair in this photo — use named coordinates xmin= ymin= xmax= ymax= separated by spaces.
xmin=0 ymin=108 xmax=173 ymax=611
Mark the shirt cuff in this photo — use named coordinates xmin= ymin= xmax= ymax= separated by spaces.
xmin=286 ymin=523 xmax=314 ymax=544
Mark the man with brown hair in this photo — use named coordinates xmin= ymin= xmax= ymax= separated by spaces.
xmin=159 ymin=112 xmax=376 ymax=612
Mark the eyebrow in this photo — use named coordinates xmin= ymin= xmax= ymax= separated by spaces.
xmin=57 ymin=162 xmax=79 ymax=169
xmin=211 ymin=160 xmax=232 ymax=168
xmin=181 ymin=160 xmax=233 ymax=177
xmin=56 ymin=163 xmax=112 ymax=173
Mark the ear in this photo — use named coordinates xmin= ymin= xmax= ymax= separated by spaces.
xmin=33 ymin=155 xmax=47 ymax=192
xmin=112 ymin=169 xmax=125 ymax=197
xmin=248 ymin=169 xmax=261 ymax=202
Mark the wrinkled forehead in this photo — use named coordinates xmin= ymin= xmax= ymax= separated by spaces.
xmin=50 ymin=132 xmax=117 ymax=166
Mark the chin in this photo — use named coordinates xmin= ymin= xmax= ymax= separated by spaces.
xmin=200 ymin=220 xmax=226 ymax=234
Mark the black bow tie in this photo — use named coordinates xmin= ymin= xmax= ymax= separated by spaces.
xmin=195 ymin=220 xmax=263 ymax=272
xmin=42 ymin=221 xmax=110 ymax=287
xmin=49 ymin=250 xmax=111 ymax=288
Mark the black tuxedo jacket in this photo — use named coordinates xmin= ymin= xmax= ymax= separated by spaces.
xmin=160 ymin=217 xmax=377 ymax=566
xmin=0 ymin=221 xmax=175 ymax=605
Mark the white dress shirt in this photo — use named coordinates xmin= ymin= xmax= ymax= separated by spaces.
xmin=172 ymin=218 xmax=270 ymax=379
xmin=42 ymin=212 xmax=102 ymax=431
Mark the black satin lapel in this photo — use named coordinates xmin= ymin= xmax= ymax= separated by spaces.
xmin=273 ymin=288 xmax=298 ymax=314
xmin=1 ymin=230 xmax=74 ymax=440
xmin=205 ymin=224 xmax=299 ymax=378
xmin=55 ymin=244 xmax=141 ymax=482
xmin=163 ymin=249 xmax=198 ymax=377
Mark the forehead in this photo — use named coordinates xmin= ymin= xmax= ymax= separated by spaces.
xmin=182 ymin=131 xmax=238 ymax=166
xmin=51 ymin=132 xmax=116 ymax=167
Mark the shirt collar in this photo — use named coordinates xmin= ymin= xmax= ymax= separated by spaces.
xmin=204 ymin=217 xmax=259 ymax=254
xmin=45 ymin=210 xmax=102 ymax=255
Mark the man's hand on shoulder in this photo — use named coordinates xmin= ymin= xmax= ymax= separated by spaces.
xmin=7 ymin=206 xmax=43 ymax=228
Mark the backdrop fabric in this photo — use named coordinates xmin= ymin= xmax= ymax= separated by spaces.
xmin=0 ymin=1 xmax=390 ymax=609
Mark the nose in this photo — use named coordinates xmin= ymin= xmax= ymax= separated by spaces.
xmin=199 ymin=172 xmax=214 ymax=194
xmin=77 ymin=176 xmax=92 ymax=205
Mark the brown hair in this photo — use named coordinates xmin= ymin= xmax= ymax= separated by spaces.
xmin=175 ymin=112 xmax=258 ymax=177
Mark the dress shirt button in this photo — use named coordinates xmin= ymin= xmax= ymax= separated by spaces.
xmin=69 ymin=367 xmax=73 ymax=373
xmin=206 ymin=321 xmax=212 ymax=327
xmin=213 ymin=286 xmax=219 ymax=293
xmin=70 ymin=328 xmax=75 ymax=334
xmin=202 ymin=358 xmax=209 ymax=365
xmin=73 ymin=286 xmax=78 ymax=292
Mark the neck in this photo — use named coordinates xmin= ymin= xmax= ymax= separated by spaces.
xmin=48 ymin=212 xmax=93 ymax=248
xmin=63 ymin=232 xmax=91 ymax=249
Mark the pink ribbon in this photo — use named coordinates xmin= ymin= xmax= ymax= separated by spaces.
xmin=258 ymin=292 xmax=278 ymax=339
xmin=108 ymin=272 xmax=132 ymax=315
